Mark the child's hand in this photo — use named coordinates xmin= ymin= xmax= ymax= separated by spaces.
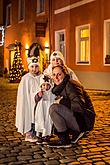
xmin=37 ymin=91 xmax=43 ymax=97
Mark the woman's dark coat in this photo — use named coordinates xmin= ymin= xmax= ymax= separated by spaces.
xmin=52 ymin=75 xmax=95 ymax=132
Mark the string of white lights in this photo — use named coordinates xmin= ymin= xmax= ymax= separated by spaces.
xmin=0 ymin=26 xmax=4 ymax=46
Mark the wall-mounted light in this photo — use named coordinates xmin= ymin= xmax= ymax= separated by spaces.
xmin=25 ymin=44 xmax=29 ymax=57
xmin=45 ymin=42 xmax=49 ymax=63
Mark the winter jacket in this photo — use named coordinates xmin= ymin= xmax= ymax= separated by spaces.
xmin=52 ymin=74 xmax=95 ymax=132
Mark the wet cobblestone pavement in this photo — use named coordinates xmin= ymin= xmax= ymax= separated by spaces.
xmin=0 ymin=78 xmax=110 ymax=165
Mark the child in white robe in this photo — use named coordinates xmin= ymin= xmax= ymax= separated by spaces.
xmin=34 ymin=75 xmax=56 ymax=137
xmin=15 ymin=56 xmax=43 ymax=142
xmin=44 ymin=51 xmax=80 ymax=82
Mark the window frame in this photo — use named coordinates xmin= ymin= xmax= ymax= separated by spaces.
xmin=18 ymin=0 xmax=25 ymax=22
xmin=36 ymin=0 xmax=45 ymax=15
xmin=76 ymin=24 xmax=90 ymax=65
xmin=104 ymin=19 xmax=110 ymax=66
xmin=55 ymin=29 xmax=66 ymax=61
xmin=6 ymin=3 xmax=12 ymax=27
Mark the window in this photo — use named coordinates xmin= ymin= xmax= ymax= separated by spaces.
xmin=59 ymin=33 xmax=65 ymax=54
xmin=36 ymin=0 xmax=45 ymax=15
xmin=76 ymin=24 xmax=90 ymax=64
xmin=55 ymin=30 xmax=66 ymax=60
xmin=6 ymin=4 xmax=12 ymax=26
xmin=18 ymin=0 xmax=25 ymax=21
xmin=104 ymin=20 xmax=110 ymax=65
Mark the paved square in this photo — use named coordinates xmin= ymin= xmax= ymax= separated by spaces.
xmin=0 ymin=78 xmax=110 ymax=165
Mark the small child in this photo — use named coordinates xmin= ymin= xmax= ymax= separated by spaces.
xmin=34 ymin=75 xmax=56 ymax=137
xmin=16 ymin=56 xmax=43 ymax=142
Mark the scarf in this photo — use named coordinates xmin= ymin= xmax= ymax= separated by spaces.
xmin=52 ymin=74 xmax=70 ymax=96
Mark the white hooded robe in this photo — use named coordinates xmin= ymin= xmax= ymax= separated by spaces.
xmin=15 ymin=72 xmax=42 ymax=134
xmin=35 ymin=88 xmax=56 ymax=136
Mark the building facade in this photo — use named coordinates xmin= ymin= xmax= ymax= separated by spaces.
xmin=4 ymin=0 xmax=51 ymax=72
xmin=50 ymin=0 xmax=110 ymax=90
xmin=0 ymin=0 xmax=5 ymax=76
xmin=4 ymin=0 xmax=110 ymax=90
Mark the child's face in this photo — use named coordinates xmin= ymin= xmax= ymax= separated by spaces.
xmin=41 ymin=83 xmax=51 ymax=91
xmin=29 ymin=64 xmax=39 ymax=75
xmin=51 ymin=57 xmax=63 ymax=66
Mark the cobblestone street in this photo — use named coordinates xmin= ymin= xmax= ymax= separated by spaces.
xmin=0 ymin=78 xmax=110 ymax=165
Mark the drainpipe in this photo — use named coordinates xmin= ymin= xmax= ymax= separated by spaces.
xmin=48 ymin=0 xmax=52 ymax=55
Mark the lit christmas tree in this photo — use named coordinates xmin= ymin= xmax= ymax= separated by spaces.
xmin=9 ymin=44 xmax=25 ymax=83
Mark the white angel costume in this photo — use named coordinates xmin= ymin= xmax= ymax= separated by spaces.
xmin=44 ymin=51 xmax=80 ymax=82
xmin=16 ymin=57 xmax=42 ymax=135
xmin=34 ymin=75 xmax=56 ymax=136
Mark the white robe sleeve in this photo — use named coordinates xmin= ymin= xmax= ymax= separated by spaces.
xmin=67 ymin=67 xmax=80 ymax=83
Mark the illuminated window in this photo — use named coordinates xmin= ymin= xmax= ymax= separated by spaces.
xmin=76 ymin=25 xmax=90 ymax=64
xmin=18 ymin=0 xmax=25 ymax=21
xmin=104 ymin=20 xmax=110 ymax=65
xmin=6 ymin=4 xmax=12 ymax=26
xmin=36 ymin=0 xmax=45 ymax=15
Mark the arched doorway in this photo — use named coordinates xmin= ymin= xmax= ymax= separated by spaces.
xmin=7 ymin=42 xmax=22 ymax=70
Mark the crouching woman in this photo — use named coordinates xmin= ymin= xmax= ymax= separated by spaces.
xmin=48 ymin=65 xmax=95 ymax=148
